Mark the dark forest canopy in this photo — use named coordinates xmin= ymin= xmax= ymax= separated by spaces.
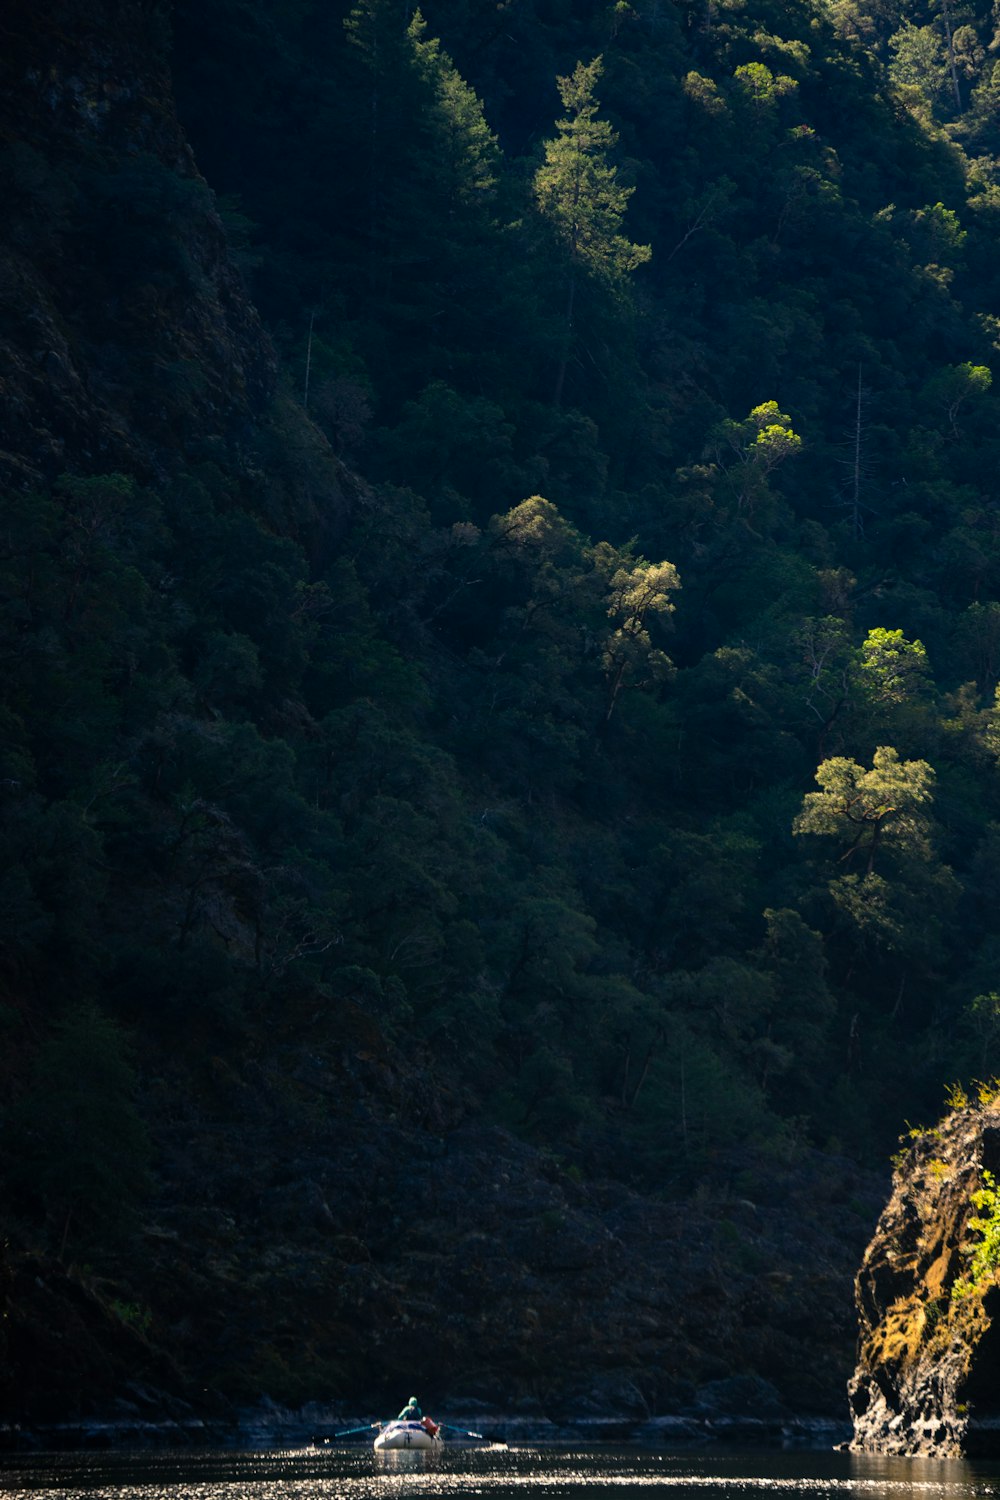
xmin=166 ymin=0 xmax=1000 ymax=1159
xmin=5 ymin=0 xmax=1000 ymax=1412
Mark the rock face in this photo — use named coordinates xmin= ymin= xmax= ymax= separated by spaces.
xmin=1 ymin=1030 xmax=877 ymax=1431
xmin=0 ymin=0 xmax=275 ymax=486
xmin=849 ymin=1100 xmax=1000 ymax=1457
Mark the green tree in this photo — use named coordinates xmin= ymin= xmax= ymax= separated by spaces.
xmin=793 ymin=745 xmax=936 ymax=874
xmin=732 ymin=61 xmax=799 ymax=118
xmin=889 ymin=21 xmax=949 ymax=109
xmin=855 ymin=626 xmax=936 ymax=750
xmin=401 ymin=13 xmax=514 ymax=373
xmin=534 ymin=56 xmax=651 ymax=405
xmin=407 ymin=12 xmax=499 ymax=209
xmin=858 ymin=627 xmax=933 ymax=706
xmin=600 ymin=557 xmax=680 ymax=724
xmin=342 ymin=0 xmax=514 ymax=392
xmin=706 ymin=401 xmax=803 ymax=528
xmin=921 ymin=361 xmax=991 ymax=440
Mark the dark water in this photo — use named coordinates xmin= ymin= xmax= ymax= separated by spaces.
xmin=4 ymin=1446 xmax=1000 ymax=1500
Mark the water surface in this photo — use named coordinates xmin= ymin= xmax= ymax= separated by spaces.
xmin=3 ymin=1445 xmax=1000 ymax=1500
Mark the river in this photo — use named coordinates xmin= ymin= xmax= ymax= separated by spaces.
xmin=3 ymin=1446 xmax=1000 ymax=1500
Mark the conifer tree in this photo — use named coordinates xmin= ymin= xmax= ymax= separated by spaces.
xmin=534 ymin=56 xmax=651 ymax=405
xmin=343 ymin=1 xmax=509 ymax=386
xmin=403 ymin=13 xmax=509 ymax=362
xmin=407 ymin=12 xmax=499 ymax=210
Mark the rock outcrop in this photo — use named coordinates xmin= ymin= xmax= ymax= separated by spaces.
xmin=848 ymin=1098 xmax=1000 ymax=1457
xmin=0 ymin=0 xmax=271 ymax=485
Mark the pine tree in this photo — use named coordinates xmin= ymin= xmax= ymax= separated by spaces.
xmin=407 ymin=12 xmax=499 ymax=211
xmin=534 ymin=56 xmax=651 ymax=406
xmin=343 ymin=1 xmax=511 ymax=389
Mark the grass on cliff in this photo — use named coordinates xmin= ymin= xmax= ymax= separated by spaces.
xmin=953 ymin=1168 xmax=1000 ymax=1302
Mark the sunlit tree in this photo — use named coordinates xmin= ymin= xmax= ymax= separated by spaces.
xmin=600 ymin=557 xmax=680 ymax=724
xmin=793 ymin=745 xmax=936 ymax=875
xmin=534 ymin=56 xmax=650 ymax=404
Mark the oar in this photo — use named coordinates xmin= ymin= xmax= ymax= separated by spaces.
xmin=322 ymin=1421 xmax=384 ymax=1441
xmin=439 ymin=1424 xmax=488 ymax=1440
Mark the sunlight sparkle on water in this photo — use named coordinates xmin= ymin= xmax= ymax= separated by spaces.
xmin=5 ymin=1448 xmax=1000 ymax=1500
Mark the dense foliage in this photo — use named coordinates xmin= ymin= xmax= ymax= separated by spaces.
xmin=7 ymin=0 xmax=1000 ymax=1274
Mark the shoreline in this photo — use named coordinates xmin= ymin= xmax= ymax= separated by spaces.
xmin=0 ymin=1410 xmax=851 ymax=1454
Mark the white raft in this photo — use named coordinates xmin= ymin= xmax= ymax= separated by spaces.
xmin=374 ymin=1420 xmax=441 ymax=1451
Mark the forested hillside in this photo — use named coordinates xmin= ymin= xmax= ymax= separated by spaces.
xmin=4 ymin=0 xmax=1000 ymax=1427
xmin=169 ymin=0 xmax=1000 ymax=1162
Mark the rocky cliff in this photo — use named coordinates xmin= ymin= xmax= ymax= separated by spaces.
xmin=0 ymin=0 xmax=284 ymax=489
xmin=849 ymin=1098 xmax=1000 ymax=1458
xmin=3 ymin=1014 xmax=877 ymax=1434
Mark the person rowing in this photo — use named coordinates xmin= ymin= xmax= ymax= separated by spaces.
xmin=396 ymin=1396 xmax=439 ymax=1437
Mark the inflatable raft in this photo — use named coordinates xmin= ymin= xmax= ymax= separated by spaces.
xmin=374 ymin=1420 xmax=442 ymax=1451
